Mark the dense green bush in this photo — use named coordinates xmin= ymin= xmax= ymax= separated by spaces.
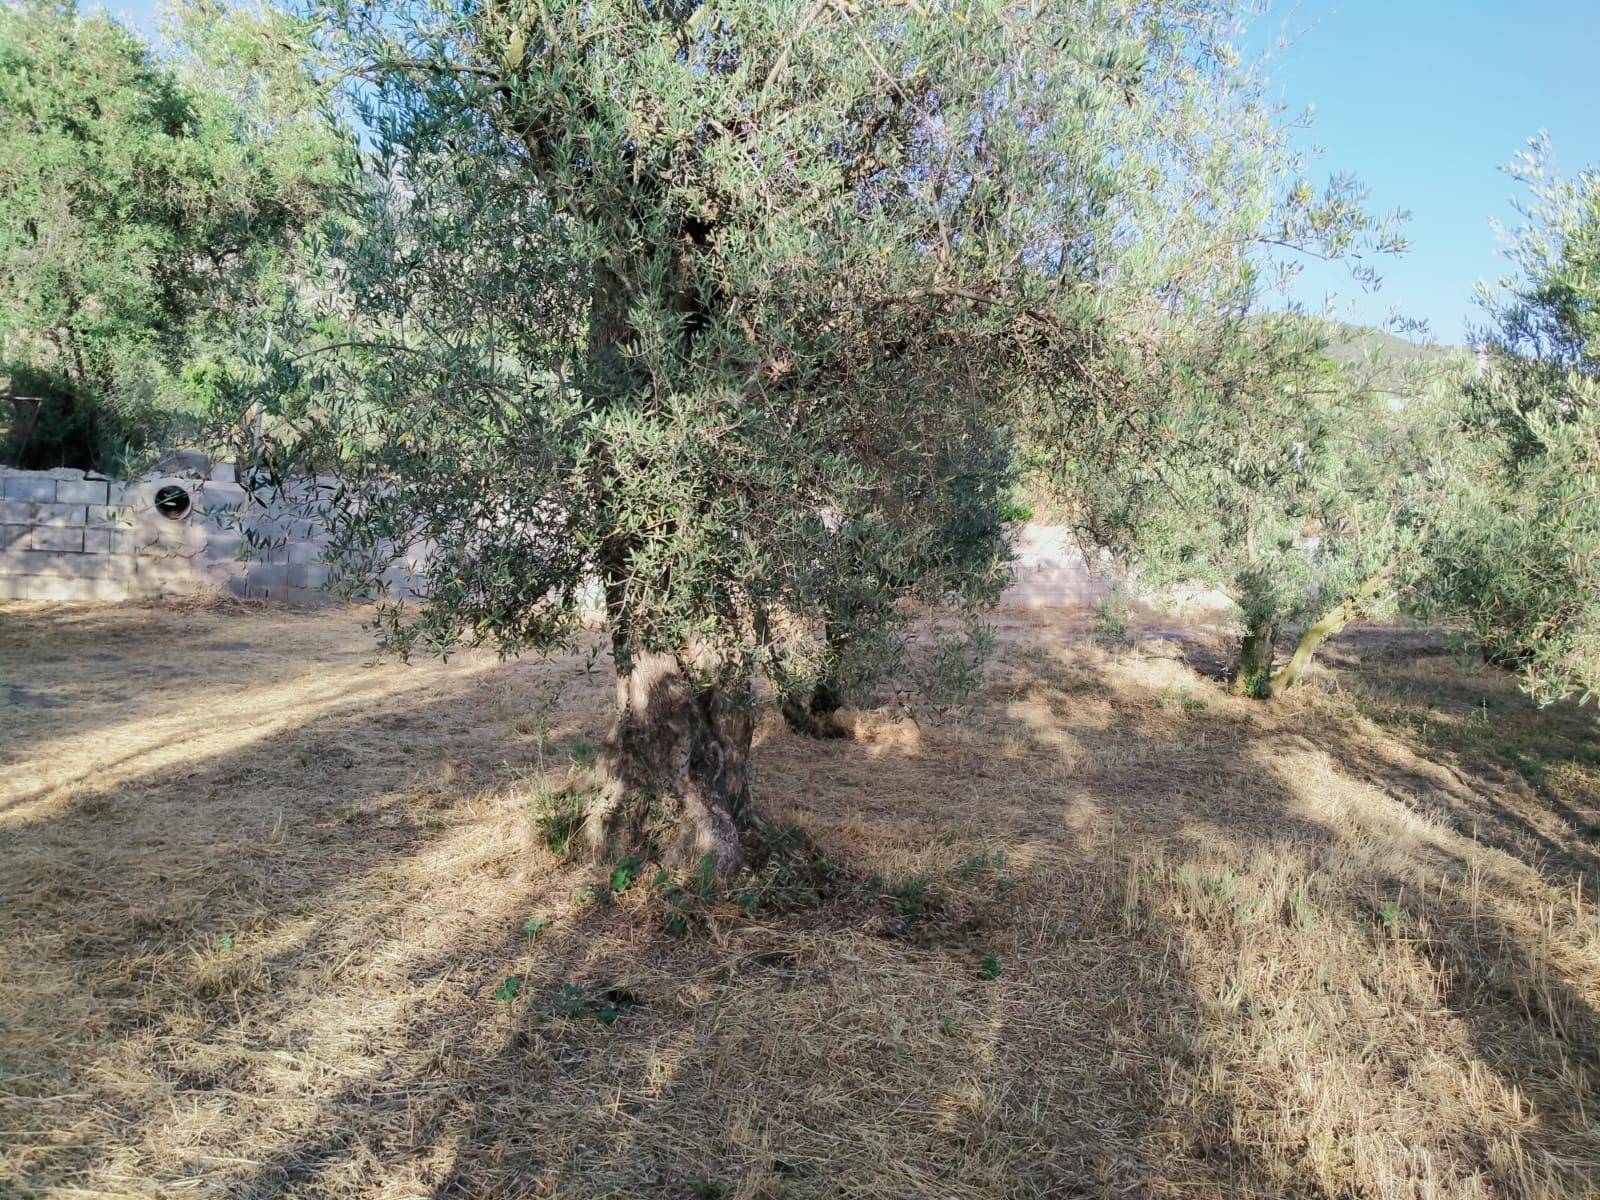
xmin=0 ymin=0 xmax=347 ymax=471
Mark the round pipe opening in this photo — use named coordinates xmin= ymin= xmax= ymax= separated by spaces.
xmin=154 ymin=485 xmax=192 ymax=521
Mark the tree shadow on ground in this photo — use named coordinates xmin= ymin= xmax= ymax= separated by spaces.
xmin=0 ymin=601 xmax=388 ymax=770
xmin=0 ymin=600 xmax=616 ymax=1196
xmin=1143 ymin=618 xmax=1600 ymax=1196
xmin=3 ymin=606 xmax=1597 ymax=1199
xmin=1317 ymin=625 xmax=1600 ymax=888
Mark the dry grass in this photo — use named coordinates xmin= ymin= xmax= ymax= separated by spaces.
xmin=1 ymin=600 xmax=1597 ymax=1199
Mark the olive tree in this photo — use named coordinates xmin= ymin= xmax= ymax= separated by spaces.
xmin=1045 ymin=312 xmax=1456 ymax=697
xmin=239 ymin=0 xmax=1284 ymax=871
xmin=1013 ymin=7 xmax=1420 ymax=699
xmin=1422 ymin=146 xmax=1600 ymax=706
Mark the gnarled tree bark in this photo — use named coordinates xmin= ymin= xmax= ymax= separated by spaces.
xmin=582 ymin=648 xmax=754 ymax=874
xmin=781 ymin=673 xmax=848 ymax=739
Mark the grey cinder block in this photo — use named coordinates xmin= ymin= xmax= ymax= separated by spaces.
xmin=55 ymin=479 xmax=109 ymax=505
xmin=201 ymin=533 xmax=246 ymax=561
xmin=0 ymin=502 xmax=87 ymax=527
xmin=197 ymin=482 xmax=246 ymax=509
xmin=2 ymin=550 xmax=135 ymax=579
xmin=36 ymin=503 xmax=88 ymax=527
xmin=4 ymin=475 xmax=58 ymax=503
xmin=87 ymin=504 xmax=135 ymax=528
xmin=82 ymin=528 xmax=135 ymax=556
xmin=3 ymin=575 xmax=129 ymax=602
xmin=134 ymin=519 xmax=208 ymax=555
xmin=243 ymin=563 xmax=292 ymax=592
xmin=32 ymin=526 xmax=85 ymax=553
xmin=133 ymin=557 xmax=206 ymax=584
xmin=289 ymin=563 xmax=330 ymax=589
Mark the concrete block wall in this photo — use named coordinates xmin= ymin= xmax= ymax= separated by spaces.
xmin=1002 ymin=524 xmax=1116 ymax=609
xmin=0 ymin=466 xmax=430 ymax=604
xmin=0 ymin=464 xmax=1119 ymax=611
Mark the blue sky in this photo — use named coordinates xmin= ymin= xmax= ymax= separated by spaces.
xmin=113 ymin=0 xmax=1596 ymax=344
xmin=1247 ymin=0 xmax=1599 ymax=344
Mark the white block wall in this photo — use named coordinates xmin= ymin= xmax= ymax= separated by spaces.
xmin=0 ymin=466 xmax=430 ymax=604
xmin=0 ymin=465 xmax=1112 ymax=610
xmin=1002 ymin=524 xmax=1115 ymax=609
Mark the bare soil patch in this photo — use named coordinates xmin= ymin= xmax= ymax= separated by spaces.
xmin=2 ymin=601 xmax=1597 ymax=1198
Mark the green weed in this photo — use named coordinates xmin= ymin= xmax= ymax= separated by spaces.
xmin=885 ymin=875 xmax=945 ymax=922
xmin=493 ymin=975 xmax=522 ymax=1007
xmin=544 ymin=982 xmax=638 ymax=1025
xmin=609 ymin=856 xmax=643 ymax=894
xmin=521 ymin=916 xmax=553 ymax=940
xmin=1092 ymin=594 xmax=1132 ymax=646
xmin=1157 ymin=688 xmax=1207 ymax=714
xmin=1286 ymin=885 xmax=1314 ymax=930
xmin=651 ymin=825 xmax=840 ymax=937
xmin=1375 ymin=899 xmax=1404 ymax=933
xmin=532 ymin=787 xmax=587 ymax=858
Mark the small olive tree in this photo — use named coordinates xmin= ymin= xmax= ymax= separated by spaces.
xmin=1011 ymin=3 xmax=1419 ymax=697
xmin=1422 ymin=146 xmax=1600 ymax=706
xmin=1045 ymin=313 xmax=1455 ymax=697
xmin=234 ymin=0 xmax=1287 ymax=870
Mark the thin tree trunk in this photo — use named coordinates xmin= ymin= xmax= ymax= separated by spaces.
xmin=1231 ymin=619 xmax=1276 ymax=697
xmin=780 ymin=617 xmax=849 ymax=739
xmin=757 ymin=602 xmax=848 ymax=740
xmin=781 ymin=675 xmax=848 ymax=739
xmin=1269 ymin=567 xmax=1393 ymax=695
xmin=582 ymin=648 xmax=754 ymax=873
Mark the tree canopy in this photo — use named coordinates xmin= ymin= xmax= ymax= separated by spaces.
xmin=0 ymin=0 xmax=346 ymax=471
xmin=1423 ymin=148 xmax=1600 ymax=705
xmin=226 ymin=0 xmax=1401 ymax=868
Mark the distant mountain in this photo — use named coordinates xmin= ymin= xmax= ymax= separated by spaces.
xmin=1319 ymin=321 xmax=1465 ymax=369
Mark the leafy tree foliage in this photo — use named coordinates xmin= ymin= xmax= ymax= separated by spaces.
xmin=1046 ymin=312 xmax=1457 ymax=697
xmin=231 ymin=0 xmax=1373 ymax=868
xmin=1423 ymin=147 xmax=1600 ymax=705
xmin=0 ymin=0 xmax=346 ymax=471
xmin=1011 ymin=12 xmax=1414 ymax=699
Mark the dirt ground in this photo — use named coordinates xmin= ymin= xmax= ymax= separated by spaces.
xmin=2 ymin=599 xmax=1598 ymax=1199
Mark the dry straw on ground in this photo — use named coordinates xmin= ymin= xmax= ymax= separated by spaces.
xmin=1 ymin=601 xmax=1597 ymax=1198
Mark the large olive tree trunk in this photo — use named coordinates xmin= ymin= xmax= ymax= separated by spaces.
xmin=581 ymin=649 xmax=754 ymax=874
xmin=578 ymin=268 xmax=756 ymax=871
xmin=781 ymin=671 xmax=848 ymax=739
